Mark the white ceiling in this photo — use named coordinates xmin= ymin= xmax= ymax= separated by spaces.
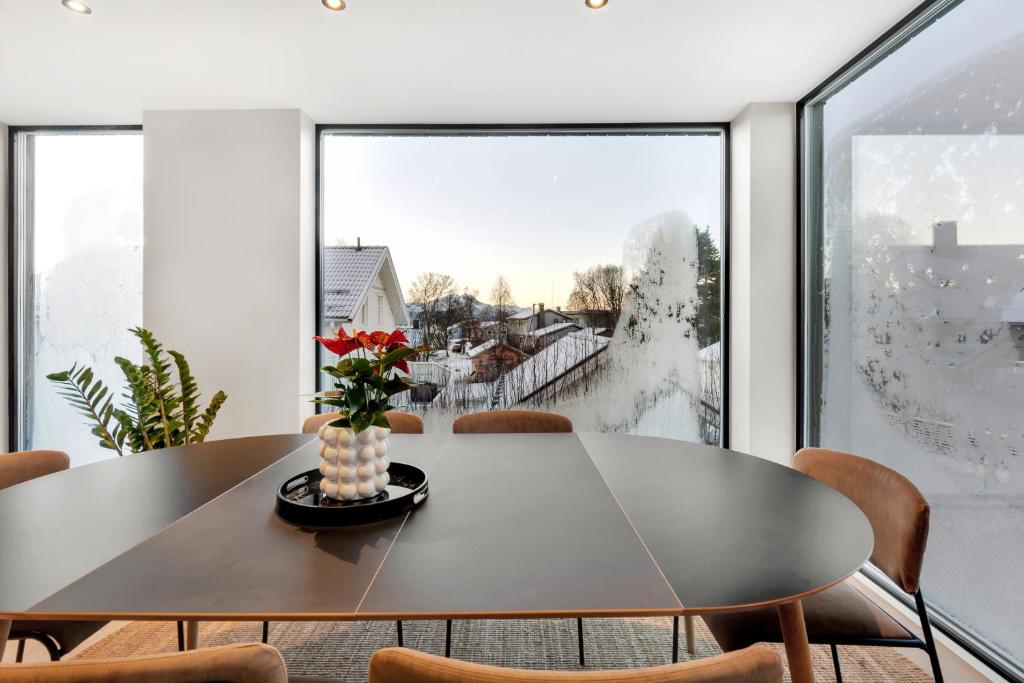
xmin=0 ymin=0 xmax=922 ymax=125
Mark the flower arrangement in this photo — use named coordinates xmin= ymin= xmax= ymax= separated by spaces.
xmin=314 ymin=328 xmax=422 ymax=433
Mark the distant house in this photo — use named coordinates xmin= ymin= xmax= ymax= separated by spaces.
xmin=322 ymin=245 xmax=409 ymax=333
xmin=507 ymin=304 xmax=575 ymax=348
xmin=524 ymin=322 xmax=581 ymax=351
xmin=468 ymin=340 xmax=528 ymax=383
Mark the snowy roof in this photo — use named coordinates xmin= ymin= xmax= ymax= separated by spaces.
xmin=322 ymin=246 xmax=409 ymax=325
xmin=527 ymin=322 xmax=579 ymax=338
xmin=498 ymin=328 xmax=610 ymax=406
xmin=508 ymin=309 xmax=535 ymax=320
xmin=698 ymin=341 xmax=721 ymax=361
xmin=467 ymin=339 xmax=497 ymax=358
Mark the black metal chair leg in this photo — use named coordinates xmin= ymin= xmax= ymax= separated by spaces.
xmin=445 ymin=620 xmax=452 ymax=658
xmin=176 ymin=621 xmax=185 ymax=652
xmin=396 ymin=620 xmax=404 ymax=647
xmin=577 ymin=618 xmax=585 ymax=666
xmin=261 ymin=621 xmax=269 ymax=644
xmin=915 ymin=591 xmax=944 ymax=683
xmin=672 ymin=616 xmax=679 ymax=663
xmin=830 ymin=643 xmax=843 ymax=683
xmin=15 ymin=639 xmax=25 ymax=663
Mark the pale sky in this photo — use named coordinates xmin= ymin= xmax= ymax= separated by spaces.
xmin=322 ymin=133 xmax=723 ymax=309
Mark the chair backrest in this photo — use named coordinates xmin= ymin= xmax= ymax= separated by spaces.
xmin=302 ymin=411 xmax=424 ymax=435
xmin=369 ymin=645 xmax=782 ymax=683
xmin=452 ymin=410 xmax=572 ymax=434
xmin=0 ymin=643 xmax=287 ymax=683
xmin=0 ymin=450 xmax=70 ymax=491
xmin=794 ymin=447 xmax=930 ymax=595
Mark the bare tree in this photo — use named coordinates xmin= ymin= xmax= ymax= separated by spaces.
xmin=490 ymin=275 xmax=516 ymax=341
xmin=407 ymin=272 xmax=458 ymax=354
xmin=567 ymin=264 xmax=626 ymax=329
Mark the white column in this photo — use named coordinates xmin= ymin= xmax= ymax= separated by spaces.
xmin=143 ymin=110 xmax=315 ymax=440
xmin=729 ymin=103 xmax=797 ymax=465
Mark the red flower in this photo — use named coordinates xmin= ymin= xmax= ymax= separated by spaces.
xmin=369 ymin=331 xmax=389 ymax=348
xmin=394 ymin=358 xmax=410 ymax=374
xmin=314 ymin=329 xmax=361 ymax=356
xmin=383 ymin=329 xmax=409 ymax=350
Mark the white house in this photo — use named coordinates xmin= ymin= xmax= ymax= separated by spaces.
xmin=322 ymin=245 xmax=409 ymax=334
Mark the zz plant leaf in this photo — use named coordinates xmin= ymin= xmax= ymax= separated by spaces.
xmin=47 ymin=327 xmax=228 ymax=455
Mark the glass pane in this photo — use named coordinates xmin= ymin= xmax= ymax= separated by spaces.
xmin=19 ymin=132 xmax=144 ymax=467
xmin=321 ymin=132 xmax=724 ymax=444
xmin=807 ymin=0 xmax=1024 ymax=668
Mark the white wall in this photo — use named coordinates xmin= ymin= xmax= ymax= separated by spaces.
xmin=0 ymin=122 xmax=7 ymax=451
xmin=729 ymin=103 xmax=796 ymax=465
xmin=143 ymin=109 xmax=315 ymax=440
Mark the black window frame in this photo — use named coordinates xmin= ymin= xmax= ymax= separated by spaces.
xmin=315 ymin=123 xmax=731 ymax=447
xmin=797 ymin=1 xmax=1024 ymax=679
xmin=6 ymin=124 xmax=143 ymax=453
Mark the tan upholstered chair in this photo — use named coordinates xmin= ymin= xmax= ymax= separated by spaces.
xmin=447 ymin=410 xmax=597 ymax=663
xmin=368 ymin=645 xmax=783 ymax=683
xmin=0 ymin=642 xmax=333 ymax=682
xmin=302 ymin=411 xmax=424 ymax=434
xmin=452 ymin=410 xmax=572 ymax=434
xmin=704 ymin=448 xmax=944 ymax=683
xmin=0 ymin=451 xmax=107 ymax=663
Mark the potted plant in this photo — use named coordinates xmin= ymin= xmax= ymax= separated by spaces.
xmin=313 ymin=328 xmax=421 ymax=501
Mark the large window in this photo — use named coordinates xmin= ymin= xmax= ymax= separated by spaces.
xmin=800 ymin=0 xmax=1024 ymax=677
xmin=318 ymin=127 xmax=727 ymax=445
xmin=9 ymin=128 xmax=144 ymax=466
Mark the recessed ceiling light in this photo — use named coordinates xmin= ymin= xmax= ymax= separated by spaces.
xmin=61 ymin=0 xmax=92 ymax=14
xmin=585 ymin=0 xmax=608 ymax=8
xmin=322 ymin=0 xmax=346 ymax=10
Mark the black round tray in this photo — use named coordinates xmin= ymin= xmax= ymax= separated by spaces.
xmin=276 ymin=462 xmax=428 ymax=527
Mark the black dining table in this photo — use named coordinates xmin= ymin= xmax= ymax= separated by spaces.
xmin=0 ymin=433 xmax=872 ymax=683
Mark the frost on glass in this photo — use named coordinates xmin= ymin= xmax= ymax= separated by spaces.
xmin=27 ymin=134 xmax=143 ymax=467
xmin=320 ymin=134 xmax=723 ymax=445
xmin=814 ymin=0 xmax=1024 ymax=666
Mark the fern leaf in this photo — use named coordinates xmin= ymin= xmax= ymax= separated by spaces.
xmin=46 ymin=363 xmax=124 ymax=456
xmin=168 ymin=350 xmax=199 ymax=444
xmin=192 ymin=390 xmax=227 ymax=443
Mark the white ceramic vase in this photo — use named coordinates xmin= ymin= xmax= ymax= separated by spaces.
xmin=317 ymin=423 xmax=391 ymax=501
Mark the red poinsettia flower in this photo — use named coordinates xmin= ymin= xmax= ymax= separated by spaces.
xmin=314 ymin=329 xmax=361 ymax=356
xmin=393 ymin=358 xmax=410 ymax=374
xmin=369 ymin=331 xmax=389 ymax=348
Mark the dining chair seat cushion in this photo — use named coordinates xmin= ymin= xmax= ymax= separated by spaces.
xmin=368 ymin=645 xmax=783 ymax=682
xmin=0 ymin=643 xmax=289 ymax=682
xmin=8 ymin=621 xmax=108 ymax=658
xmin=452 ymin=410 xmax=572 ymax=434
xmin=703 ymin=580 xmax=916 ymax=652
xmin=0 ymin=451 xmax=70 ymax=490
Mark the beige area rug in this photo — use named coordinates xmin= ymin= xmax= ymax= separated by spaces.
xmin=74 ymin=617 xmax=931 ymax=682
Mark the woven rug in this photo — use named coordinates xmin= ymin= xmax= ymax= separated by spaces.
xmin=74 ymin=617 xmax=930 ymax=682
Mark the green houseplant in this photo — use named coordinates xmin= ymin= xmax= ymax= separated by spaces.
xmin=47 ymin=327 xmax=227 ymax=456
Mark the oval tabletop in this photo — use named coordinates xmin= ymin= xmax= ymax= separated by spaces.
xmin=0 ymin=432 xmax=873 ymax=621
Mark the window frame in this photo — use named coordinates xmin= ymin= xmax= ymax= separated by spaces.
xmin=6 ymin=124 xmax=143 ymax=453
xmin=796 ymin=1 xmax=1024 ymax=679
xmin=314 ymin=123 xmax=731 ymax=447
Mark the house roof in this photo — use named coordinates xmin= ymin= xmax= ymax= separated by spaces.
xmin=468 ymin=339 xmax=527 ymax=359
xmin=322 ymin=246 xmax=409 ymax=325
xmin=527 ymin=322 xmax=580 ymax=338
xmin=498 ymin=328 xmax=610 ymax=407
xmin=508 ymin=310 xmax=535 ymax=320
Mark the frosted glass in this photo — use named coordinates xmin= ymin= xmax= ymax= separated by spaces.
xmin=811 ymin=0 xmax=1024 ymax=668
xmin=320 ymin=133 xmax=724 ymax=444
xmin=25 ymin=133 xmax=144 ymax=467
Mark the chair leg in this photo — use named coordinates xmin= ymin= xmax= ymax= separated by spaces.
xmin=685 ymin=615 xmax=695 ymax=654
xmin=15 ymin=639 xmax=25 ymax=664
xmin=176 ymin=621 xmax=185 ymax=652
xmin=445 ymin=620 xmax=452 ymax=658
xmin=396 ymin=620 xmax=403 ymax=647
xmin=830 ymin=643 xmax=843 ymax=683
xmin=915 ymin=591 xmax=944 ymax=683
xmin=577 ymin=618 xmax=585 ymax=667
xmin=261 ymin=621 xmax=269 ymax=644
xmin=672 ymin=616 xmax=679 ymax=663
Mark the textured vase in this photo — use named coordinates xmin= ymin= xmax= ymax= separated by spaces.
xmin=317 ymin=424 xmax=391 ymax=501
